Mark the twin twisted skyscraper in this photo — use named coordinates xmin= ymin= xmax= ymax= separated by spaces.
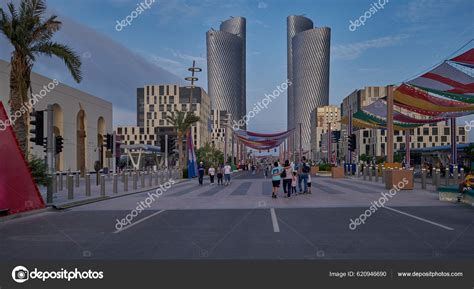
xmin=207 ymin=15 xmax=330 ymax=153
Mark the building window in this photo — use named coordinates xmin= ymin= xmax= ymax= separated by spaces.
xmin=159 ymin=105 xmax=164 ymax=111
xmin=159 ymin=86 xmax=164 ymax=95
xmin=444 ymin=128 xmax=450 ymax=135
xmin=432 ymin=128 xmax=438 ymax=135
xmin=423 ymin=128 xmax=429 ymax=135
xmin=166 ymin=86 xmax=169 ymax=95
xmin=118 ymin=128 xmax=122 ymax=134
xmin=441 ymin=136 xmax=447 ymax=142
xmin=169 ymin=96 xmax=174 ymax=104
xmin=149 ymin=105 xmax=155 ymax=112
xmin=159 ymin=120 xmax=164 ymax=126
xmin=152 ymin=86 xmax=155 ymax=95
xmin=146 ymin=86 xmax=149 ymax=95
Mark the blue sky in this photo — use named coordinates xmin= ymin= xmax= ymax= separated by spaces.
xmin=1 ymin=0 xmax=474 ymax=133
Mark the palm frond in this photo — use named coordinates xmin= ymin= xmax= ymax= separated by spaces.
xmin=31 ymin=41 xmax=82 ymax=82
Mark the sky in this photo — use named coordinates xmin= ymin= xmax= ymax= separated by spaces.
xmin=1 ymin=0 xmax=474 ymax=135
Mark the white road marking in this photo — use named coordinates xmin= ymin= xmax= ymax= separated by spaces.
xmin=383 ymin=206 xmax=454 ymax=231
xmin=114 ymin=210 xmax=166 ymax=234
xmin=270 ymin=208 xmax=280 ymax=233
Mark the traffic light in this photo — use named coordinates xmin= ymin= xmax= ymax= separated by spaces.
xmin=348 ymin=133 xmax=356 ymax=151
xmin=105 ymin=133 xmax=113 ymax=150
xmin=29 ymin=110 xmax=44 ymax=145
xmin=55 ymin=135 xmax=64 ymax=154
xmin=43 ymin=138 xmax=48 ymax=153
xmin=167 ymin=136 xmax=177 ymax=154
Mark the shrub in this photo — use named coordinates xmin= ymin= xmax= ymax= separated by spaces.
xmin=28 ymin=155 xmax=51 ymax=187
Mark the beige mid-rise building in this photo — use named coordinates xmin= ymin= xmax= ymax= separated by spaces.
xmin=310 ymin=105 xmax=340 ymax=160
xmin=116 ymin=84 xmax=211 ymax=151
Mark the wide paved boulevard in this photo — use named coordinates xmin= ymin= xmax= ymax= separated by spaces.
xmin=1 ymin=171 xmax=473 ymax=260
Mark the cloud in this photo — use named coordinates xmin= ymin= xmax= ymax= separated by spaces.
xmin=398 ymin=0 xmax=465 ymax=23
xmin=0 ymin=14 xmax=181 ymax=127
xmin=257 ymin=2 xmax=268 ymax=9
xmin=332 ymin=35 xmax=408 ymax=60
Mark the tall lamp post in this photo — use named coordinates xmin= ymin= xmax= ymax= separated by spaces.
xmin=184 ymin=60 xmax=201 ymax=169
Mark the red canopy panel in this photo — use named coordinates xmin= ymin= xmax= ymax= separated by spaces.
xmin=450 ymin=48 xmax=474 ymax=68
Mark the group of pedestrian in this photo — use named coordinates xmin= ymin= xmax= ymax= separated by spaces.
xmin=270 ymin=157 xmax=312 ymax=199
xmin=197 ymin=162 xmax=232 ymax=186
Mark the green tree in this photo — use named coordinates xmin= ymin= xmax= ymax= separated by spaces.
xmin=0 ymin=0 xmax=82 ymax=156
xmin=463 ymin=143 xmax=474 ymax=171
xmin=196 ymin=142 xmax=224 ymax=168
xmin=166 ymin=110 xmax=200 ymax=177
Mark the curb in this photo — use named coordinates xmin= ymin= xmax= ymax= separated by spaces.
xmin=0 ymin=207 xmax=54 ymax=223
xmin=52 ymin=178 xmax=190 ymax=210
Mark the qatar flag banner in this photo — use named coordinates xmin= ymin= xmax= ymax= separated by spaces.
xmin=0 ymin=101 xmax=45 ymax=215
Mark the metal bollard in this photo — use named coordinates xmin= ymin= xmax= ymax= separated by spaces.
xmin=75 ymin=172 xmax=80 ymax=188
xmin=435 ymin=169 xmax=440 ymax=188
xmin=444 ymin=169 xmax=449 ymax=186
xmin=124 ymin=174 xmax=129 ymax=192
xmin=85 ymin=174 xmax=91 ymax=196
xmin=368 ymin=166 xmax=373 ymax=181
xmin=113 ymin=174 xmax=118 ymax=194
xmin=363 ymin=166 xmax=367 ymax=180
xmin=460 ymin=168 xmax=465 ymax=182
xmin=375 ymin=166 xmax=379 ymax=182
xmin=149 ymin=173 xmax=153 ymax=187
xmin=133 ymin=173 xmax=138 ymax=190
xmin=67 ymin=175 xmax=74 ymax=200
xmin=59 ymin=172 xmax=64 ymax=191
xmin=100 ymin=175 xmax=106 ymax=196
xmin=141 ymin=173 xmax=145 ymax=188
xmin=421 ymin=169 xmax=427 ymax=189
xmin=453 ymin=165 xmax=458 ymax=183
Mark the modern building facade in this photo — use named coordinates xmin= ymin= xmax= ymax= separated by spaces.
xmin=116 ymin=84 xmax=211 ymax=150
xmin=287 ymin=15 xmax=331 ymax=153
xmin=206 ymin=17 xmax=246 ymax=129
xmin=210 ymin=109 xmax=232 ymax=154
xmin=310 ymin=105 xmax=341 ymax=160
xmin=0 ymin=59 xmax=113 ymax=173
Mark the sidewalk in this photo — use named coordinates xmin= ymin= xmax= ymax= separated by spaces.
xmin=38 ymin=169 xmax=183 ymax=209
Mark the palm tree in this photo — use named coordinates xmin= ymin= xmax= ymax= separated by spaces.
xmin=0 ymin=0 xmax=82 ymax=156
xmin=166 ymin=110 xmax=200 ymax=177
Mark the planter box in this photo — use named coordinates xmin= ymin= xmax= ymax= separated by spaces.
xmin=385 ymin=169 xmax=413 ymax=190
xmin=331 ymin=167 xmax=344 ymax=179
xmin=311 ymin=166 xmax=319 ymax=175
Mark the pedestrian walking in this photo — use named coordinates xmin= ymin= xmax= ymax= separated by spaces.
xmin=224 ymin=163 xmax=232 ymax=185
xmin=297 ymin=157 xmax=309 ymax=194
xmin=217 ymin=164 xmax=224 ymax=185
xmin=291 ymin=172 xmax=297 ymax=195
xmin=208 ymin=165 xmax=215 ymax=185
xmin=271 ymin=161 xmax=283 ymax=199
xmin=307 ymin=173 xmax=312 ymax=194
xmin=198 ymin=162 xmax=205 ymax=185
xmin=282 ymin=160 xmax=293 ymax=198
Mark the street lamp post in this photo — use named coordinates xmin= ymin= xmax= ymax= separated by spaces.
xmin=184 ymin=60 xmax=202 ymax=171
